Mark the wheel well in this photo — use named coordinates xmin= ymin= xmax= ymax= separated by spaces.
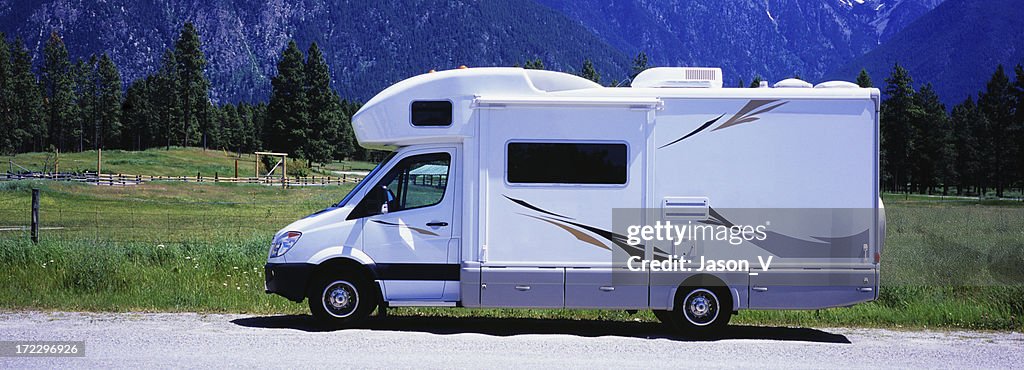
xmin=312 ymin=258 xmax=380 ymax=296
xmin=673 ymin=274 xmax=732 ymax=311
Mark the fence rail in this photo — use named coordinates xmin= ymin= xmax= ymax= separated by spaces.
xmin=0 ymin=172 xmax=362 ymax=186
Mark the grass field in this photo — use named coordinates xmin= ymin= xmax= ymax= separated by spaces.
xmin=0 ymin=181 xmax=1021 ymax=330
xmin=1 ymin=147 xmax=376 ymax=178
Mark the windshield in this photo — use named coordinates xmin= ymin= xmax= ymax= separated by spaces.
xmin=333 ymin=152 xmax=396 ymax=208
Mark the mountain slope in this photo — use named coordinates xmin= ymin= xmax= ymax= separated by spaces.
xmin=0 ymin=0 xmax=631 ymax=103
xmin=534 ymin=0 xmax=943 ymax=84
xmin=828 ymin=0 xmax=1024 ymax=106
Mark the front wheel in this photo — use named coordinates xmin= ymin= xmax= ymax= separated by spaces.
xmin=308 ymin=273 xmax=377 ymax=328
xmin=672 ymin=287 xmax=731 ymax=336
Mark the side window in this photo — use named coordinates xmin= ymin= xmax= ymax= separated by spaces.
xmin=350 ymin=152 xmax=451 ymax=218
xmin=411 ymin=101 xmax=453 ymax=126
xmin=507 ymin=142 xmax=627 ymax=185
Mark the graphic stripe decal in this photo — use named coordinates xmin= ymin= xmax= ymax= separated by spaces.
xmin=712 ymin=99 xmax=788 ymax=132
xmin=374 ymin=219 xmax=442 ymax=236
xmin=505 ymin=195 xmax=671 ymax=259
xmin=659 ymin=99 xmax=788 ymax=149
xmin=658 ymin=114 xmax=724 ymax=149
xmin=519 ymin=213 xmax=610 ymax=251
xmin=703 ymin=207 xmax=868 ymax=259
xmin=503 ymin=195 xmax=574 ymax=220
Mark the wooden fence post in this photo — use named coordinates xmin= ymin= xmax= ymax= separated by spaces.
xmin=31 ymin=189 xmax=39 ymax=243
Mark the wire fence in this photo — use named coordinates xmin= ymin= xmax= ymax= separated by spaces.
xmin=0 ymin=171 xmax=363 ymax=187
xmin=0 ymin=195 xmax=330 ymax=246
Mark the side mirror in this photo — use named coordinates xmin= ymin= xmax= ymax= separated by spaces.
xmin=377 ymin=186 xmax=395 ymax=214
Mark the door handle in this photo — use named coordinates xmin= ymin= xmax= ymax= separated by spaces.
xmin=426 ymin=221 xmax=449 ymax=227
xmin=752 ymin=287 xmax=768 ymax=292
xmin=858 ymin=287 xmax=874 ymax=293
xmin=514 ymin=285 xmax=531 ymax=291
xmin=599 ymin=286 xmax=615 ymax=292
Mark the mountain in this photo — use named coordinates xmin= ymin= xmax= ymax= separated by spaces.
xmin=0 ymin=0 xmax=950 ymax=103
xmin=828 ymin=0 xmax=1024 ymax=107
xmin=534 ymin=0 xmax=943 ymax=85
xmin=0 ymin=0 xmax=631 ymax=103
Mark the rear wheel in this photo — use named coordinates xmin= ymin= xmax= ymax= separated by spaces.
xmin=672 ymin=287 xmax=731 ymax=336
xmin=308 ymin=273 xmax=377 ymax=328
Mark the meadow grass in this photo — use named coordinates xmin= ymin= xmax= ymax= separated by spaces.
xmin=0 ymin=181 xmax=1020 ymax=330
xmin=1 ymin=147 xmax=377 ymax=178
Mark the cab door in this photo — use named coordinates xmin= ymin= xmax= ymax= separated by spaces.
xmin=355 ymin=147 xmax=457 ymax=300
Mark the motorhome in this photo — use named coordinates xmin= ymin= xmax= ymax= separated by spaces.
xmin=264 ymin=67 xmax=884 ymax=334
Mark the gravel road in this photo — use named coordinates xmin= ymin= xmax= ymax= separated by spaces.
xmin=0 ymin=311 xmax=1021 ymax=369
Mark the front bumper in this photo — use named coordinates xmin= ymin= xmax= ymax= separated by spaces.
xmin=264 ymin=263 xmax=314 ymax=302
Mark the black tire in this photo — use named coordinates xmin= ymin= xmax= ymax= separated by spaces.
xmin=671 ymin=286 xmax=732 ymax=336
xmin=308 ymin=272 xmax=377 ymax=328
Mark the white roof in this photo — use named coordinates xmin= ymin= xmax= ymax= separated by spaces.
xmin=351 ymin=67 xmax=879 ymax=149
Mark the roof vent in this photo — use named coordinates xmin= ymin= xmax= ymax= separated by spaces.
xmin=773 ymin=78 xmax=813 ymax=88
xmin=814 ymin=80 xmax=860 ymax=89
xmin=632 ymin=67 xmax=723 ymax=88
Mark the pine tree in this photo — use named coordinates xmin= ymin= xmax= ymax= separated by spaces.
xmin=338 ymin=99 xmax=358 ymax=160
xmin=749 ymin=76 xmax=763 ymax=88
xmin=11 ymin=37 xmax=45 ymax=152
xmin=41 ymin=32 xmax=77 ymax=153
xmin=266 ymin=40 xmax=309 ymax=157
xmin=220 ymin=104 xmax=243 ymax=153
xmin=880 ymin=63 xmax=920 ymax=192
xmin=630 ymin=51 xmax=649 ymax=80
xmin=856 ymin=68 xmax=873 ymax=88
xmin=523 ymin=58 xmax=545 ymax=70
xmin=122 ymin=78 xmax=151 ymax=150
xmin=910 ymin=84 xmax=948 ymax=194
xmin=0 ymin=33 xmax=15 ymax=153
xmin=977 ymin=65 xmax=1014 ymax=197
xmin=736 ymin=79 xmax=745 ymax=88
xmin=579 ymin=59 xmax=600 ymax=84
xmin=1012 ymin=64 xmax=1024 ymax=194
xmin=156 ymin=49 xmax=182 ymax=149
xmin=96 ymin=54 xmax=122 ymax=149
xmin=72 ymin=57 xmax=97 ymax=151
xmin=950 ymin=97 xmax=983 ymax=195
xmin=250 ymin=102 xmax=267 ymax=151
xmin=304 ymin=42 xmax=344 ymax=164
xmin=174 ymin=22 xmax=209 ymax=148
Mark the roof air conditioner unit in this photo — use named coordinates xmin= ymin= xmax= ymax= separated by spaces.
xmin=631 ymin=67 xmax=723 ymax=88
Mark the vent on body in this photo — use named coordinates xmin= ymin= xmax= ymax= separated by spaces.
xmin=631 ymin=67 xmax=723 ymax=88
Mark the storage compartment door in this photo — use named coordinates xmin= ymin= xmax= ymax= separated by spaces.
xmin=480 ymin=267 xmax=564 ymax=308
xmin=748 ymin=269 xmax=876 ymax=309
xmin=564 ymin=267 xmax=647 ymax=309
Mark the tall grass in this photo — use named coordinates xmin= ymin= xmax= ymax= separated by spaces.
xmin=0 ymin=181 xmax=1021 ymax=330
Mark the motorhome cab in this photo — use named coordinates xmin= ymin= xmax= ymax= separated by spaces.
xmin=265 ymin=67 xmax=884 ymax=334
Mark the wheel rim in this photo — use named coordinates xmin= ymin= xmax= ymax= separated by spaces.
xmin=322 ymin=280 xmax=359 ymax=318
xmin=683 ymin=288 xmax=720 ymax=326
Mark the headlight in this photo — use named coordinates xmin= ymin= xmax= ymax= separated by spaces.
xmin=269 ymin=231 xmax=302 ymax=258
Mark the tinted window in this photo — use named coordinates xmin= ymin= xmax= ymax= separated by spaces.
xmin=507 ymin=143 xmax=627 ymax=184
xmin=411 ymin=101 xmax=453 ymax=126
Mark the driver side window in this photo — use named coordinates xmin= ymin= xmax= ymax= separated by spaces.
xmin=350 ymin=152 xmax=451 ymax=218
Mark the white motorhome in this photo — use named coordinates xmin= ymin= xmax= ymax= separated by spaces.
xmin=264 ymin=67 xmax=883 ymax=334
